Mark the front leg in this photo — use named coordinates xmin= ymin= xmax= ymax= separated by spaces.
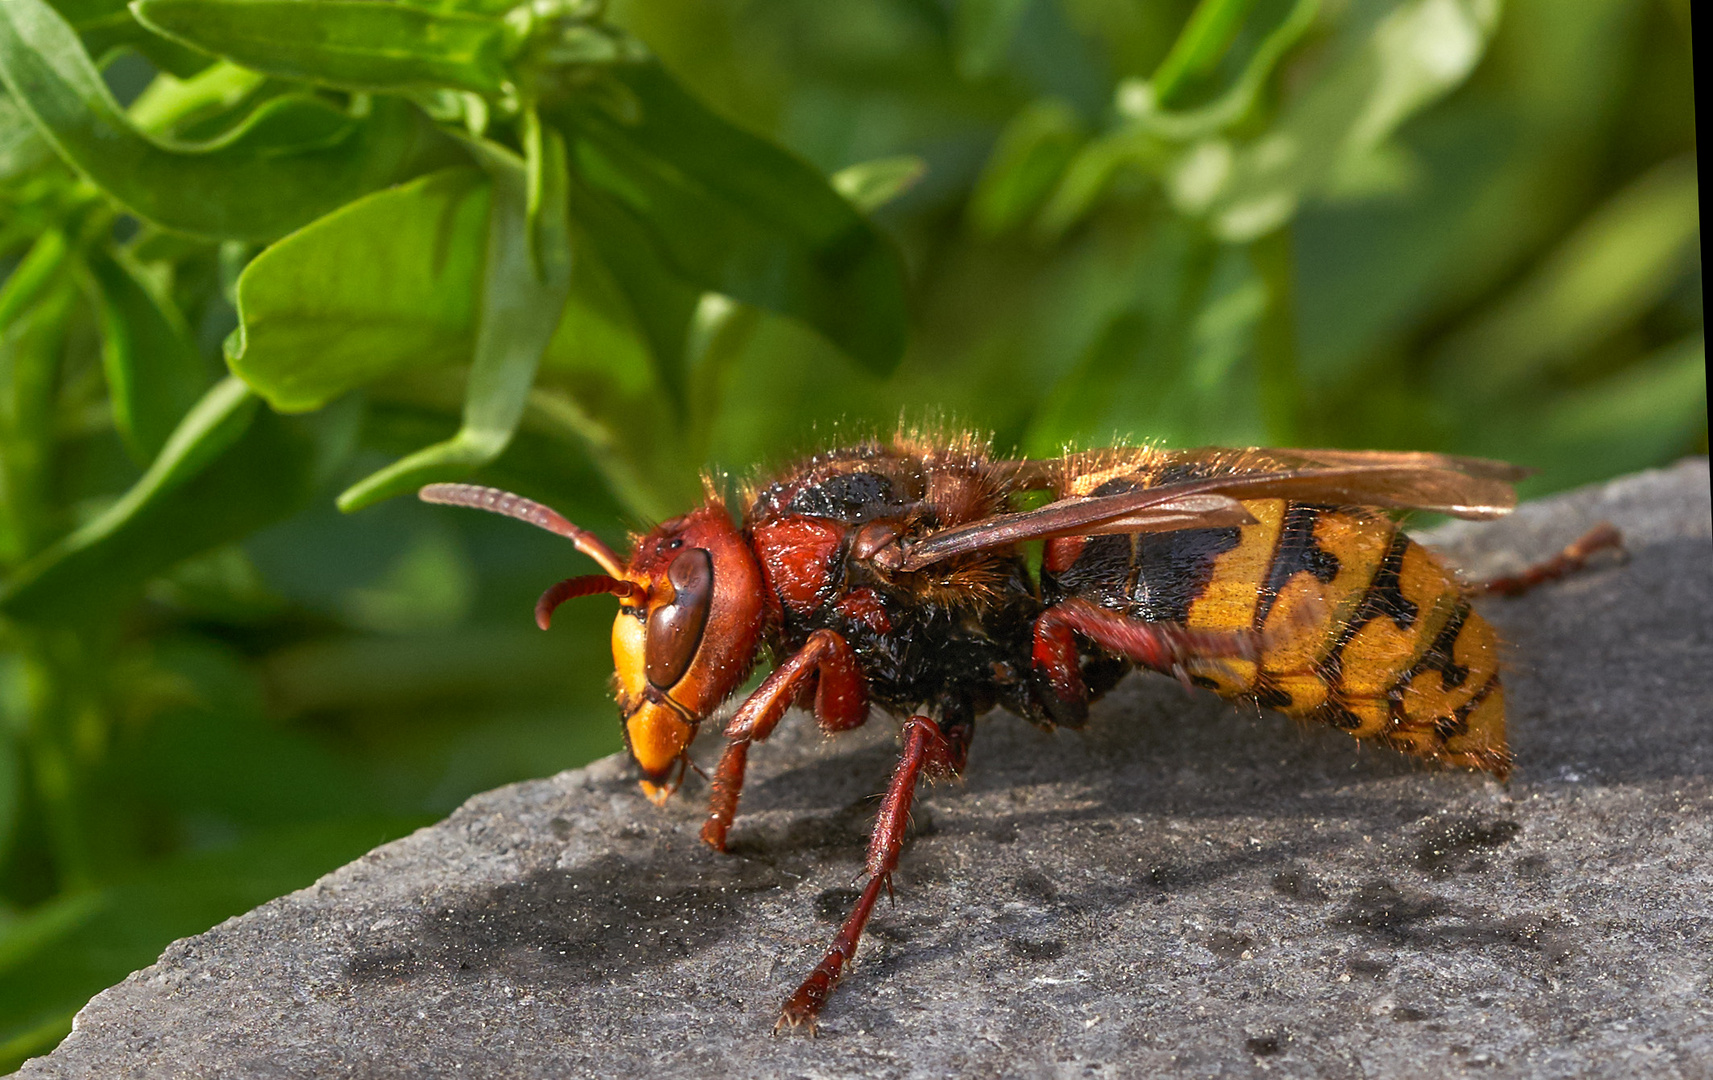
xmin=701 ymin=629 xmax=868 ymax=852
xmin=776 ymin=715 xmax=957 ymax=1034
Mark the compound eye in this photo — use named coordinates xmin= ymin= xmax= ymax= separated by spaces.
xmin=645 ymin=549 xmax=713 ymax=689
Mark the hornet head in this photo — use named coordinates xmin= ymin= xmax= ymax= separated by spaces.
xmin=420 ymin=484 xmax=765 ymax=801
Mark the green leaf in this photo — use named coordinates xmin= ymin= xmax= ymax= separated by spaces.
xmin=0 ymin=263 xmax=75 ymax=563
xmin=1149 ymin=0 xmax=1261 ymax=105
xmin=124 ymin=60 xmax=265 ymax=137
xmin=549 ymin=58 xmax=910 ymax=375
xmin=336 ymin=130 xmax=575 ymax=510
xmin=0 ymin=90 xmax=54 ymax=181
xmin=0 ymin=228 xmax=68 ymax=329
xmin=968 ymin=100 xmax=1084 ymax=235
xmin=831 ymin=154 xmax=927 ymax=213
xmin=66 ymin=2 xmax=213 ymax=79
xmin=568 ymin=192 xmax=699 ymax=414
xmin=0 ymin=377 xmax=320 ymax=624
xmin=1110 ymin=0 xmax=1318 ymax=143
xmin=227 ymin=167 xmax=491 ymax=412
xmin=130 ymin=0 xmax=513 ymax=95
xmin=1196 ymin=0 xmax=1499 ymax=241
xmin=84 ymin=245 xmax=211 ymax=463
xmin=0 ymin=0 xmax=441 ymax=241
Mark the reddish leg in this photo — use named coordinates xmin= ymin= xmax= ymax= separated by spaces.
xmin=776 ymin=716 xmax=956 ymax=1035
xmin=1033 ymin=596 xmax=1263 ymax=708
xmin=1480 ymin=522 xmax=1624 ymax=597
xmin=702 ymin=629 xmax=868 ymax=852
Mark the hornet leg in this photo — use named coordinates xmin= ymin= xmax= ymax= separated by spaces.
xmin=1032 ymin=597 xmax=1263 ymax=718
xmin=776 ymin=715 xmax=955 ymax=1035
xmin=702 ymin=629 xmax=868 ymax=852
xmin=1479 ymin=522 xmax=1624 ymax=597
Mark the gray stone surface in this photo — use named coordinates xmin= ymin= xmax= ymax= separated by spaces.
xmin=20 ymin=459 xmax=1713 ymax=1080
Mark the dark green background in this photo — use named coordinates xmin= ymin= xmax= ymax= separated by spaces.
xmin=0 ymin=0 xmax=1700 ymax=1068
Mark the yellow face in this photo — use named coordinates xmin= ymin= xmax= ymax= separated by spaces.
xmin=612 ymin=605 xmax=694 ymax=794
xmin=606 ymin=504 xmax=766 ymax=801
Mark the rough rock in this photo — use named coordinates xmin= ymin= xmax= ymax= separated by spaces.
xmin=20 ymin=459 xmax=1713 ymax=1080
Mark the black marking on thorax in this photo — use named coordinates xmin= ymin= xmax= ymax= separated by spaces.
xmin=785 ymin=470 xmax=907 ymax=523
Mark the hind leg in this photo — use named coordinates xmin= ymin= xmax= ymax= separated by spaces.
xmin=1031 ymin=597 xmax=1264 ymax=722
xmin=1480 ymin=522 xmax=1623 ymax=597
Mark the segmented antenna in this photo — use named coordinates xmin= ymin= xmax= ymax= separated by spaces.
xmin=419 ymin=483 xmax=627 ymax=578
xmin=535 ymin=575 xmax=645 ymax=630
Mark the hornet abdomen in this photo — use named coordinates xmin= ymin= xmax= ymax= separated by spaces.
xmin=1045 ymin=489 xmax=1509 ymax=778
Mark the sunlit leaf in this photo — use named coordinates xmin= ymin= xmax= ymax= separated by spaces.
xmin=131 ymin=0 xmax=513 ymax=95
xmin=0 ymin=0 xmax=443 ymax=241
xmin=227 ymin=167 xmax=491 ymax=412
xmin=831 ymin=154 xmax=926 ymax=213
xmin=1199 ymin=0 xmax=1499 ymax=240
xmin=336 ymin=130 xmax=574 ymax=510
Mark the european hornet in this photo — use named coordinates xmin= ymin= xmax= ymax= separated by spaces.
xmin=420 ymin=437 xmax=1619 ymax=1032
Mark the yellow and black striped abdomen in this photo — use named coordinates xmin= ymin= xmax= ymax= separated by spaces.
xmin=1058 ymin=497 xmax=1510 ymax=777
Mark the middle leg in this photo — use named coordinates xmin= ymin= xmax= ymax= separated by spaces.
xmin=775 ymin=715 xmax=957 ymax=1034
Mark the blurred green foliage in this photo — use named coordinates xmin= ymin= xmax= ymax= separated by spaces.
xmin=0 ymin=0 xmax=1700 ymax=1067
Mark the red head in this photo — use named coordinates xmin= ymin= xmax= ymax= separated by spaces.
xmin=420 ymin=484 xmax=765 ymax=801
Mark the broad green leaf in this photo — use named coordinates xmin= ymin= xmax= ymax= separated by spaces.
xmin=337 ymin=131 xmax=575 ymax=510
xmin=0 ymin=0 xmax=441 ymax=241
xmin=226 ymin=154 xmax=676 ymax=515
xmin=549 ymin=58 xmax=910 ymax=375
xmin=131 ymin=0 xmax=513 ymax=95
xmin=227 ymin=167 xmax=491 ymax=412
xmin=0 ymin=377 xmax=320 ymax=624
xmin=568 ymin=191 xmax=699 ymax=414
xmin=84 ymin=245 xmax=211 ymax=462
xmin=832 ymin=154 xmax=927 ymax=213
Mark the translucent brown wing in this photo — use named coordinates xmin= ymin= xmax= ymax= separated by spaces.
xmin=898 ymin=449 xmax=1523 ymax=572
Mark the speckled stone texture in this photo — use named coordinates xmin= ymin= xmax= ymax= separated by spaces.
xmin=19 ymin=459 xmax=1713 ymax=1080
